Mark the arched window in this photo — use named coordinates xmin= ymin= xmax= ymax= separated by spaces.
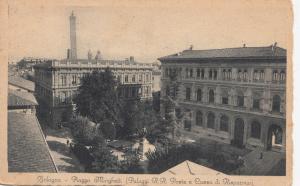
xmin=260 ymin=70 xmax=265 ymax=80
xmin=196 ymin=88 xmax=202 ymax=101
xmin=209 ymin=89 xmax=215 ymax=103
xmin=223 ymin=69 xmax=226 ymax=80
xmin=186 ymin=87 xmax=191 ymax=100
xmin=213 ymin=70 xmax=218 ymax=79
xmin=272 ymin=95 xmax=281 ymax=112
xmin=197 ymin=68 xmax=201 ymax=78
xmin=228 ymin=69 xmax=232 ymax=80
xmin=196 ymin=111 xmax=203 ymax=126
xmin=237 ymin=94 xmax=244 ymax=107
xmin=190 ymin=69 xmax=193 ymax=78
xmin=220 ymin=115 xmax=229 ymax=132
xmin=251 ymin=121 xmax=261 ymax=139
xmin=209 ymin=69 xmax=213 ymax=79
xmin=166 ymin=86 xmax=170 ymax=96
xmin=253 ymin=70 xmax=259 ymax=81
xmin=243 ymin=70 xmax=248 ymax=80
xmin=185 ymin=68 xmax=189 ymax=78
xmin=280 ymin=70 xmax=285 ymax=81
xmin=201 ymin=69 xmax=205 ymax=79
xmin=273 ymin=70 xmax=279 ymax=81
xmin=207 ymin=112 xmax=215 ymax=129
xmin=238 ymin=70 xmax=243 ymax=80
xmin=252 ymin=92 xmax=261 ymax=110
xmin=221 ymin=90 xmax=229 ymax=105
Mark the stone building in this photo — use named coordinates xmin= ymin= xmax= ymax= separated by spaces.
xmin=158 ymin=44 xmax=286 ymax=151
xmin=34 ymin=58 xmax=153 ymax=127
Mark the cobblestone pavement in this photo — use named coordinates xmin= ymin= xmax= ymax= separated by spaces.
xmin=44 ymin=126 xmax=84 ymax=172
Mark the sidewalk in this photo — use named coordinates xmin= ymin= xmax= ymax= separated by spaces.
xmin=44 ymin=126 xmax=84 ymax=172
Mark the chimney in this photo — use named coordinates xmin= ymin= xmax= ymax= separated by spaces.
xmin=271 ymin=42 xmax=278 ymax=54
xmin=67 ymin=49 xmax=71 ymax=59
xmin=129 ymin=56 xmax=134 ymax=62
xmin=87 ymin=49 xmax=93 ymax=60
xmin=95 ymin=50 xmax=101 ymax=60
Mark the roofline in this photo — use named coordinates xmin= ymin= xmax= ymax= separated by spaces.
xmin=8 ymin=82 xmax=34 ymax=92
xmin=33 ymin=116 xmax=58 ymax=172
xmin=158 ymin=56 xmax=287 ymax=62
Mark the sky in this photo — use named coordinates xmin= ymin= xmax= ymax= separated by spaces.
xmin=8 ymin=0 xmax=292 ymax=63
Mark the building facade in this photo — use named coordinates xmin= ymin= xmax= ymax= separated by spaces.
xmin=34 ymin=58 xmax=153 ymax=127
xmin=159 ymin=44 xmax=286 ymax=152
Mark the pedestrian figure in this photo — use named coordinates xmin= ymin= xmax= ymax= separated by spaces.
xmin=66 ymin=139 xmax=69 ymax=146
xmin=260 ymin=152 xmax=263 ymax=159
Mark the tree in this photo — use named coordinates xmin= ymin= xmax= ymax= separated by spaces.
xmin=100 ymin=120 xmax=116 ymax=140
xmin=89 ymin=145 xmax=120 ymax=173
xmin=73 ymin=68 xmax=122 ymax=124
xmin=119 ymin=149 xmax=144 ymax=173
xmin=70 ymin=116 xmax=104 ymax=145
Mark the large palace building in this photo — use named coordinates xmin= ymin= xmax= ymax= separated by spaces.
xmin=34 ymin=12 xmax=153 ymax=127
xmin=158 ymin=44 xmax=286 ymax=152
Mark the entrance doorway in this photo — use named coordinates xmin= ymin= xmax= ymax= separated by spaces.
xmin=267 ymin=124 xmax=283 ymax=151
xmin=233 ymin=118 xmax=245 ymax=148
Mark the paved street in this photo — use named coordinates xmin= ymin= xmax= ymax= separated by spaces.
xmin=44 ymin=126 xmax=84 ymax=172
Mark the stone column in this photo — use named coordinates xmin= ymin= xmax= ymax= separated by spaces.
xmin=243 ymin=120 xmax=249 ymax=146
xmin=203 ymin=112 xmax=207 ymax=128
xmin=215 ymin=114 xmax=220 ymax=132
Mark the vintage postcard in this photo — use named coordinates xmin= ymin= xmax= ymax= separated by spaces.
xmin=0 ymin=0 xmax=293 ymax=185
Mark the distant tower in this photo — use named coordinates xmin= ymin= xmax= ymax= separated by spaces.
xmin=69 ymin=11 xmax=77 ymax=60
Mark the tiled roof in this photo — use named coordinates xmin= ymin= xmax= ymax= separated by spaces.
xmin=159 ymin=45 xmax=286 ymax=61
xmin=8 ymin=112 xmax=57 ymax=172
xmin=161 ymin=160 xmax=225 ymax=175
xmin=8 ymin=76 xmax=35 ymax=92
xmin=8 ymin=90 xmax=38 ymax=107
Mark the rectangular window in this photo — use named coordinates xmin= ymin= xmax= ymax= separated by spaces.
xmin=237 ymin=96 xmax=244 ymax=107
xmin=197 ymin=69 xmax=200 ymax=78
xmin=186 ymin=87 xmax=191 ymax=100
xmin=125 ymin=75 xmax=128 ymax=83
xmin=190 ymin=69 xmax=193 ymax=78
xmin=222 ymin=97 xmax=228 ymax=105
xmin=253 ymin=99 xmax=260 ymax=110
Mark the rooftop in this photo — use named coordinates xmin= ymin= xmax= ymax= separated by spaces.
xmin=8 ymin=112 xmax=57 ymax=172
xmin=8 ymin=76 xmax=35 ymax=92
xmin=159 ymin=44 xmax=286 ymax=61
xmin=8 ymin=90 xmax=38 ymax=107
xmin=34 ymin=58 xmax=153 ymax=70
xmin=161 ymin=160 xmax=225 ymax=175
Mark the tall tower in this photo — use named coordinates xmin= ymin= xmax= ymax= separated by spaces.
xmin=69 ymin=11 xmax=77 ymax=60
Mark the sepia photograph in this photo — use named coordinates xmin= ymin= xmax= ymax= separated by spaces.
xmin=1 ymin=0 xmax=293 ymax=185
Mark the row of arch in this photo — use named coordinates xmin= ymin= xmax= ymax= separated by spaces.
xmin=184 ymin=110 xmax=284 ymax=149
xmin=192 ymin=111 xmax=262 ymax=140
xmin=184 ymin=87 xmax=282 ymax=112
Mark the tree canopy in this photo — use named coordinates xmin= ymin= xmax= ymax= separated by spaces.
xmin=73 ymin=68 xmax=122 ymax=124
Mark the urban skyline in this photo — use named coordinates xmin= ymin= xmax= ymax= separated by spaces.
xmin=8 ymin=0 xmax=291 ymax=63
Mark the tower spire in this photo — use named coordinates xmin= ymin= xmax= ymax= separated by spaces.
xmin=69 ymin=11 xmax=77 ymax=60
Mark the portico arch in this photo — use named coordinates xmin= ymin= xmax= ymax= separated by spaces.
xmin=267 ymin=124 xmax=283 ymax=151
xmin=233 ymin=118 xmax=245 ymax=148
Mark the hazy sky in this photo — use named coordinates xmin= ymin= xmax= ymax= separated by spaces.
xmin=8 ymin=0 xmax=292 ymax=63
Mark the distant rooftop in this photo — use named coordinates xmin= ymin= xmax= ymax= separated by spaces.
xmin=8 ymin=76 xmax=35 ymax=92
xmin=8 ymin=112 xmax=57 ymax=172
xmin=8 ymin=90 xmax=38 ymax=107
xmin=159 ymin=44 xmax=286 ymax=61
xmin=34 ymin=58 xmax=153 ymax=69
